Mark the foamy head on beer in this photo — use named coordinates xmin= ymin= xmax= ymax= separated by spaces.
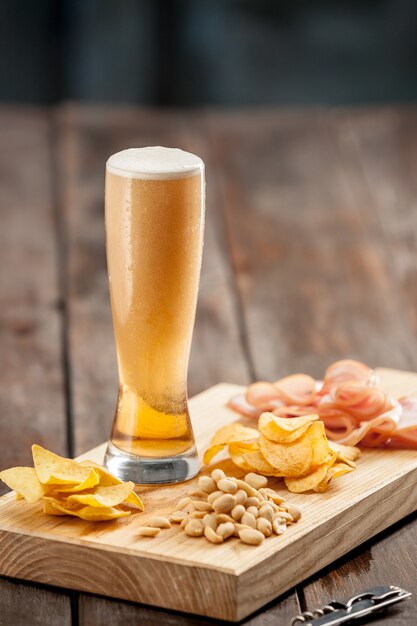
xmin=105 ymin=147 xmax=205 ymax=457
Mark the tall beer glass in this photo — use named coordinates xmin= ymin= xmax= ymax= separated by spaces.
xmin=104 ymin=147 xmax=205 ymax=483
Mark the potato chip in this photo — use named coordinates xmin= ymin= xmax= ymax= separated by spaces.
xmin=284 ymin=453 xmax=336 ymax=493
xmin=0 ymin=467 xmax=49 ymax=503
xmin=32 ymin=445 xmax=99 ymax=487
xmin=315 ymin=462 xmax=354 ymax=493
xmin=284 ymin=464 xmax=329 ymax=493
xmin=308 ymin=422 xmax=330 ymax=467
xmin=328 ymin=441 xmax=360 ymax=466
xmin=228 ymin=449 xmax=256 ymax=472
xmin=43 ymin=497 xmax=130 ymax=520
xmin=228 ymin=441 xmax=260 ymax=471
xmin=259 ymin=434 xmax=313 ymax=478
xmin=203 ymin=445 xmax=227 ymax=465
xmin=210 ymin=423 xmax=259 ymax=447
xmin=241 ymin=450 xmax=282 ymax=476
xmin=258 ymin=413 xmax=318 ymax=443
xmin=203 ymin=423 xmax=259 ymax=465
xmin=66 ymin=482 xmax=136 ymax=508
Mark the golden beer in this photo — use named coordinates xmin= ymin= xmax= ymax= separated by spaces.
xmin=104 ymin=147 xmax=205 ymax=483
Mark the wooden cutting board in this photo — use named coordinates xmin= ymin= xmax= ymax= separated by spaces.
xmin=0 ymin=368 xmax=417 ymax=621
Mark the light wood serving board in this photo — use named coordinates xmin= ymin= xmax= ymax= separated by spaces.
xmin=1 ymin=368 xmax=417 ymax=621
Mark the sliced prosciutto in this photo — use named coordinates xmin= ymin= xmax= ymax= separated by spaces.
xmin=228 ymin=359 xmax=417 ymax=450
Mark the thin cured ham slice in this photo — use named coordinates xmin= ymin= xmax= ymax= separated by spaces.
xmin=330 ymin=399 xmax=402 ymax=447
xmin=273 ymin=374 xmax=317 ymax=406
xmin=316 ymin=407 xmax=358 ymax=441
xmin=321 ymin=360 xmax=373 ymax=394
xmin=227 ymin=393 xmax=261 ymax=419
xmin=333 ymin=383 xmax=391 ymax=420
xmin=227 ymin=359 xmax=417 ymax=450
xmin=385 ymin=395 xmax=417 ymax=449
xmin=245 ymin=382 xmax=283 ymax=408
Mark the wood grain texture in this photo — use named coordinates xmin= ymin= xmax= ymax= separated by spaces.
xmin=0 ymin=108 xmax=66 ymax=472
xmin=209 ymin=109 xmax=417 ymax=380
xmin=0 ymin=370 xmax=416 ymax=621
xmin=0 ymin=107 xmax=70 ymax=626
xmin=0 ymin=576 xmax=72 ymax=626
xmin=78 ymin=589 xmax=298 ymax=626
xmin=300 ymin=109 xmax=417 ymax=625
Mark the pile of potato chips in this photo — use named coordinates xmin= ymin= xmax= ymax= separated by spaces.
xmin=203 ymin=414 xmax=359 ymax=493
xmin=0 ymin=445 xmax=144 ymax=520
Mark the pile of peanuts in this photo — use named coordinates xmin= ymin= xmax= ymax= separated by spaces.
xmin=137 ymin=469 xmax=301 ymax=546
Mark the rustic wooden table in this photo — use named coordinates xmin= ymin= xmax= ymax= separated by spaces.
xmin=1 ymin=105 xmax=416 ymax=625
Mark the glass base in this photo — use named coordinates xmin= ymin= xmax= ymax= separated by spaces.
xmin=104 ymin=441 xmax=200 ymax=484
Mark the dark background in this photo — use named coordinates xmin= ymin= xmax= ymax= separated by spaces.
xmin=1 ymin=0 xmax=416 ymax=106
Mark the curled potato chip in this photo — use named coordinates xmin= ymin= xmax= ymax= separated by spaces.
xmin=258 ymin=413 xmax=318 ymax=443
xmin=241 ymin=450 xmax=282 ymax=476
xmin=284 ymin=464 xmax=329 ymax=493
xmin=32 ymin=445 xmax=99 ymax=487
xmin=211 ymin=424 xmax=259 ymax=446
xmin=43 ymin=496 xmax=130 ymax=520
xmin=203 ymin=445 xmax=227 ymax=465
xmin=315 ymin=462 xmax=354 ymax=493
xmin=328 ymin=441 xmax=360 ymax=464
xmin=0 ymin=467 xmax=49 ymax=503
xmin=228 ymin=446 xmax=257 ymax=472
xmin=259 ymin=434 xmax=313 ymax=478
xmin=203 ymin=423 xmax=259 ymax=465
xmin=308 ymin=422 xmax=330 ymax=467
xmin=284 ymin=452 xmax=337 ymax=493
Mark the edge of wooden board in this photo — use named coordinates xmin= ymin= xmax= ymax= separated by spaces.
xmin=235 ymin=463 xmax=417 ymax=620
xmin=0 ymin=527 xmax=239 ymax=620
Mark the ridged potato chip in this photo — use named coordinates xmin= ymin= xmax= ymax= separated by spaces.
xmin=258 ymin=413 xmax=318 ymax=443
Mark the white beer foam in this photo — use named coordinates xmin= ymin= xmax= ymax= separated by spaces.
xmin=106 ymin=146 xmax=204 ymax=180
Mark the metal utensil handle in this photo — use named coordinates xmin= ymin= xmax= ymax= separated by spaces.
xmin=290 ymin=585 xmax=411 ymax=625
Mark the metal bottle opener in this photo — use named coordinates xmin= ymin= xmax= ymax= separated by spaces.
xmin=290 ymin=585 xmax=411 ymax=625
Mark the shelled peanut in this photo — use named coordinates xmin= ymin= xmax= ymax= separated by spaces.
xmin=137 ymin=469 xmax=302 ymax=546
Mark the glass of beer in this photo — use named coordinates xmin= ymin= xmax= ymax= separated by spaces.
xmin=104 ymin=147 xmax=205 ymax=484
